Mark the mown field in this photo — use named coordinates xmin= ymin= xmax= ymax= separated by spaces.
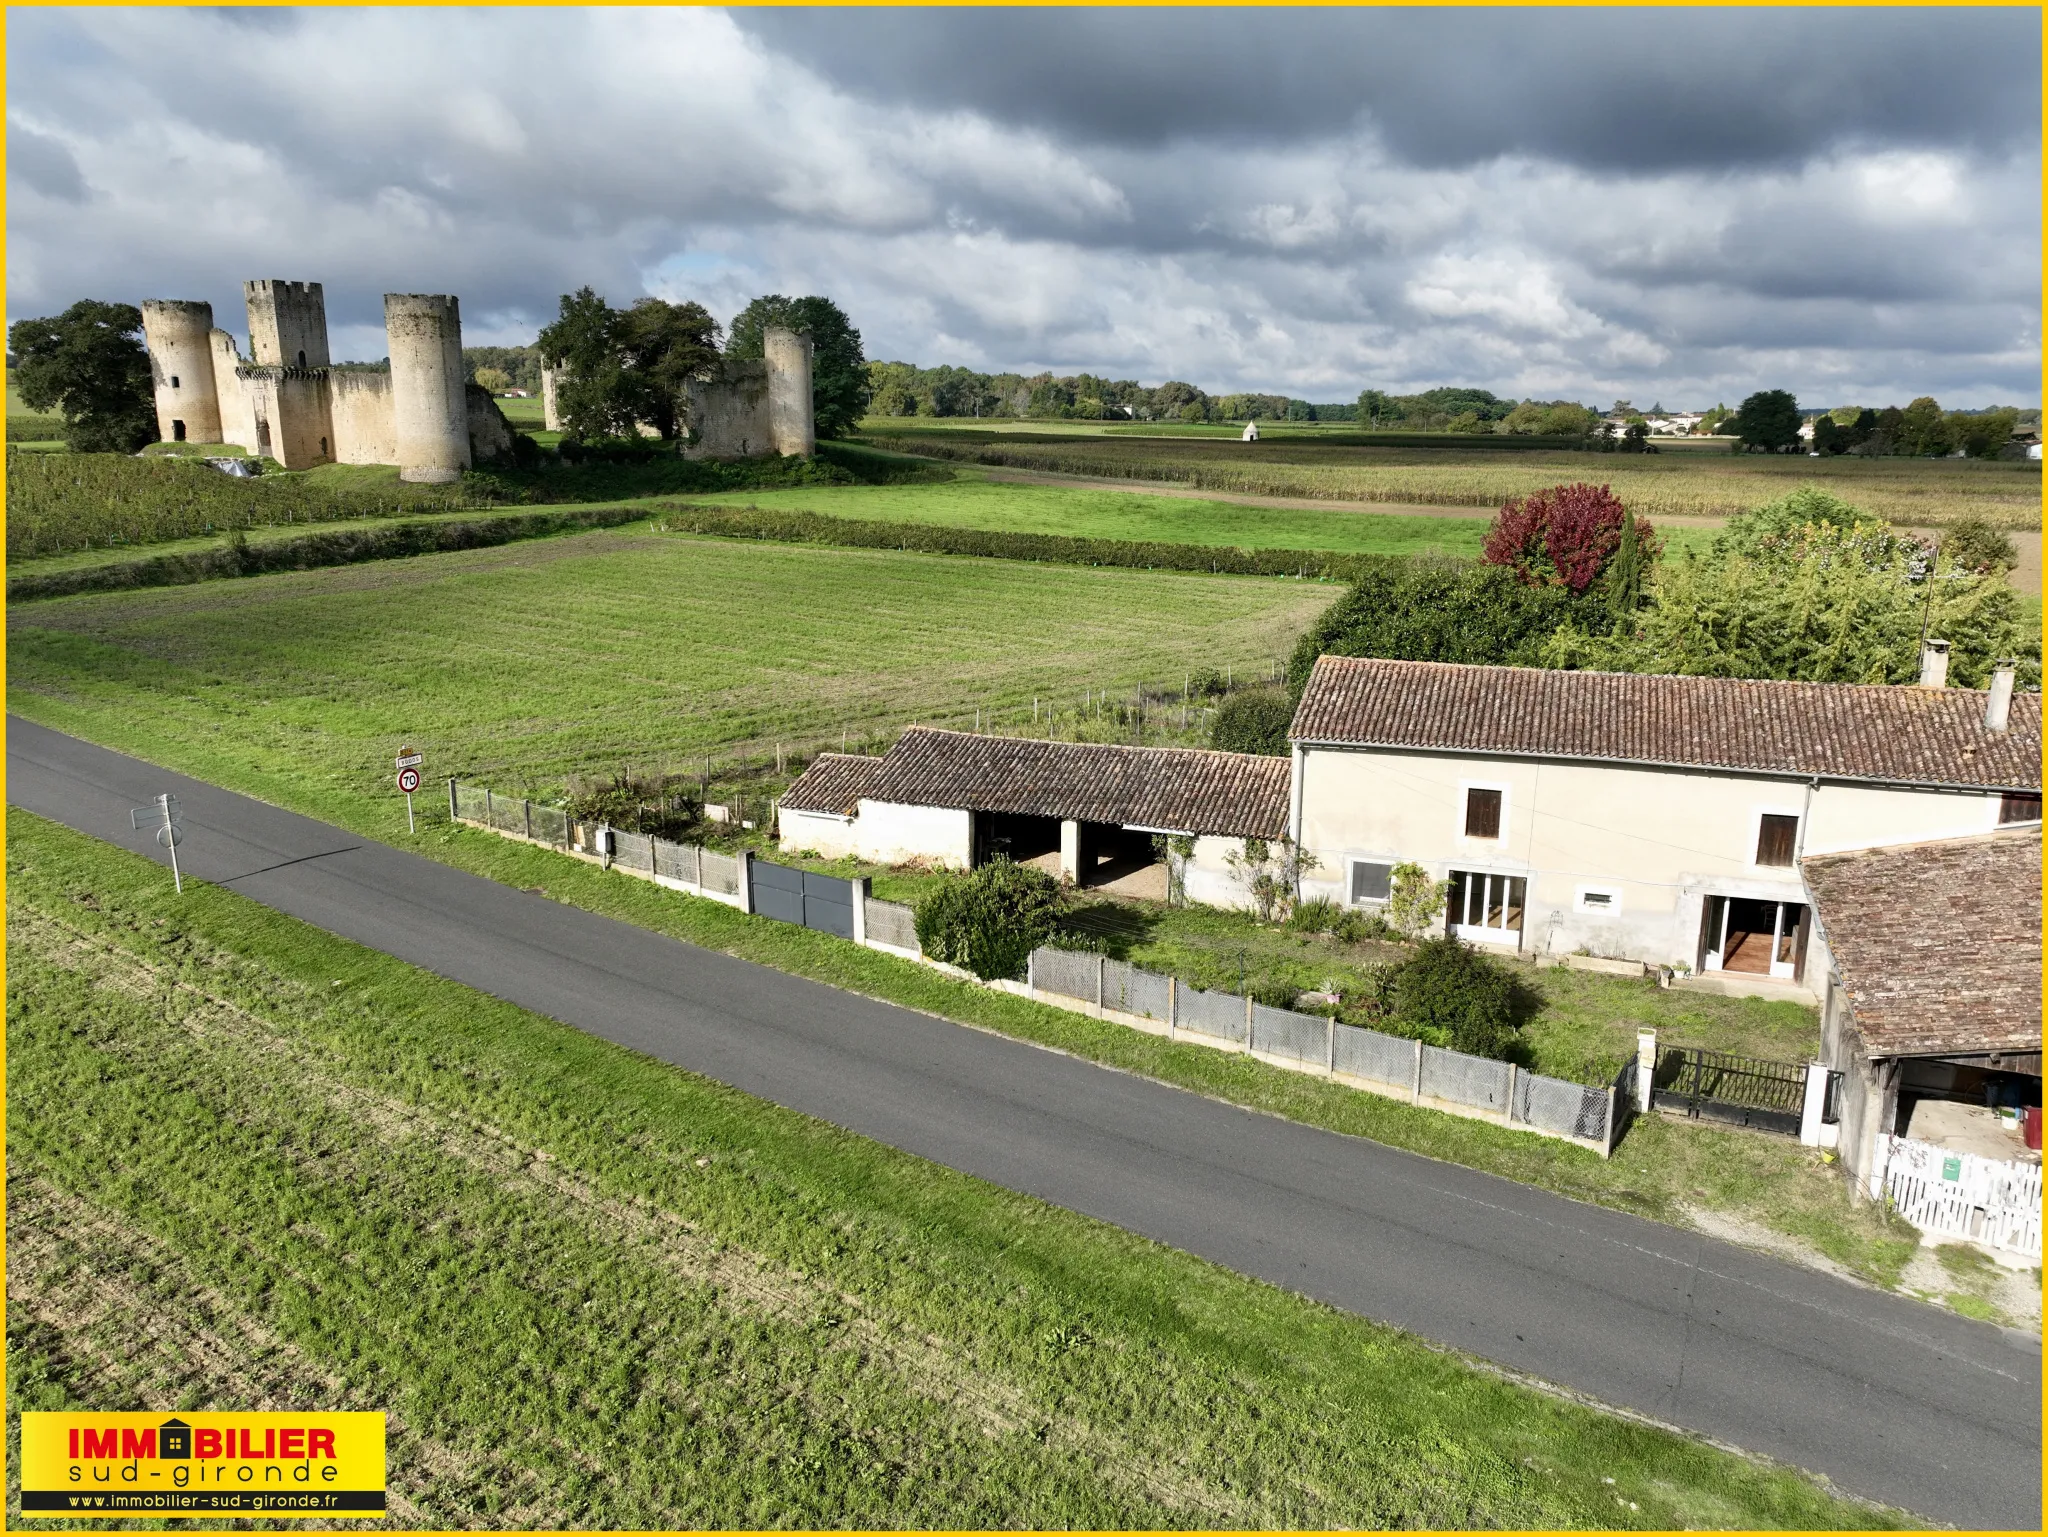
xmin=863 ymin=426 xmax=2042 ymax=529
xmin=676 ymin=479 xmax=1725 ymax=562
xmin=7 ymin=813 xmax=1900 ymax=1530
xmin=7 ymin=530 xmax=1329 ymax=805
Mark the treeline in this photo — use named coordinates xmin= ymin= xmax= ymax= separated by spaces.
xmin=1808 ymin=398 xmax=2032 ymax=459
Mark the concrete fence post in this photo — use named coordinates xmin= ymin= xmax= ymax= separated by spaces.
xmin=525 ymin=799 xmax=534 ymax=842
xmin=1505 ymin=1062 xmax=1519 ymax=1125
xmin=649 ymin=835 xmax=659 ymax=880
xmin=692 ymin=842 xmax=703 ymax=892
xmin=851 ymin=876 xmax=869 ymax=947
xmin=1245 ymin=993 xmax=1255 ymax=1053
xmin=1411 ymin=1038 xmax=1424 ymax=1104
xmin=597 ymin=823 xmax=612 ymax=870
xmin=1799 ymin=1061 xmax=1830 ymax=1147
xmin=737 ymin=850 xmax=755 ymax=915
xmin=447 ymin=777 xmax=458 ymax=821
xmin=1326 ymin=1014 xmax=1337 ymax=1077
xmin=1636 ymin=1029 xmax=1657 ymax=1113
xmin=1167 ymin=975 xmax=1177 ymax=1040
xmin=1603 ymin=1084 xmax=1618 ymax=1159
xmin=1095 ymin=955 xmax=1106 ymax=1013
xmin=484 ymin=787 xmax=493 ymax=829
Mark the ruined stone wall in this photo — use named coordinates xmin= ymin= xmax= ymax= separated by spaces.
xmin=682 ymin=359 xmax=774 ymax=459
xmin=140 ymin=300 xmax=222 ymax=443
xmin=540 ymin=364 xmax=563 ymax=431
xmin=245 ymin=279 xmax=330 ymax=369
xmin=210 ymin=331 xmax=259 ymax=454
xmin=385 ymin=293 xmax=470 ymax=483
xmin=764 ymin=327 xmax=815 ymax=457
xmin=329 ymin=369 xmax=396 ymax=465
xmin=237 ymin=367 xmax=333 ymax=469
xmin=465 ymin=384 xmax=515 ymax=463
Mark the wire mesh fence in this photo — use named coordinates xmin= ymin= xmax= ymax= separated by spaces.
xmin=1253 ymin=1003 xmax=1328 ymax=1067
xmin=1027 ymin=944 xmax=1616 ymax=1151
xmin=1421 ymin=1045 xmax=1514 ymax=1115
xmin=1335 ymin=1026 xmax=1417 ymax=1092
xmin=1177 ymin=985 xmax=1247 ymax=1044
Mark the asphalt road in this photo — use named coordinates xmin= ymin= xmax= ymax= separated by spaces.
xmin=9 ymin=715 xmax=2040 ymax=1528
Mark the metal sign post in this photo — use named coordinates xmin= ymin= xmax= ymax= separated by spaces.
xmin=129 ymin=794 xmax=185 ymax=893
xmin=395 ymin=748 xmax=424 ymax=833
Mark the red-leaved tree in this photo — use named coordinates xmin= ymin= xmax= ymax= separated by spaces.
xmin=1481 ymin=482 xmax=1656 ymax=595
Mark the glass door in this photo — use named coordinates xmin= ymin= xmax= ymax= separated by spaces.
xmin=1448 ymin=870 xmax=1526 ymax=946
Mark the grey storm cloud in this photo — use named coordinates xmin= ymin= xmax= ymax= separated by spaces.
xmin=732 ymin=8 xmax=2041 ymax=171
xmin=4 ymin=6 xmax=2039 ymax=407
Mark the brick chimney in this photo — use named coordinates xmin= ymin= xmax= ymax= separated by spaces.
xmin=1985 ymin=660 xmax=2017 ymax=732
xmin=1918 ymin=637 xmax=1951 ymax=688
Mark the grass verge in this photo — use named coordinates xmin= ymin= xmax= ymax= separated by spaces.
xmin=6 ymin=812 xmax=1910 ymax=1530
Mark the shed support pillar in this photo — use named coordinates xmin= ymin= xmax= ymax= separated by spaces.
xmin=1060 ymin=819 xmax=1082 ymax=884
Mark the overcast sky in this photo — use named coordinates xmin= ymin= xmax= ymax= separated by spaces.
xmin=8 ymin=7 xmax=2039 ymax=407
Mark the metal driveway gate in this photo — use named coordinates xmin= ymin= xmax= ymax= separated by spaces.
xmin=752 ymin=859 xmax=857 ymax=939
xmin=1653 ymin=1045 xmax=1805 ymax=1136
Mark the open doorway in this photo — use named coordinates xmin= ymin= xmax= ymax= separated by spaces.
xmin=973 ymin=810 xmax=1060 ymax=869
xmin=1701 ymin=896 xmax=1808 ymax=980
xmin=171 ymin=420 xmax=187 ymax=442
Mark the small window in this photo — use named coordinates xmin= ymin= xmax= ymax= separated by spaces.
xmin=1575 ymin=886 xmax=1621 ymax=915
xmin=170 ymin=374 xmax=180 ymax=389
xmin=1465 ymin=787 xmax=1502 ymax=839
xmin=1350 ymin=860 xmax=1393 ymax=905
xmin=2000 ymin=792 xmax=2042 ymax=825
xmin=1755 ymin=813 xmax=1799 ymax=866
xmin=320 ymin=436 xmax=329 ymax=458
xmin=297 ymin=349 xmax=307 ymax=368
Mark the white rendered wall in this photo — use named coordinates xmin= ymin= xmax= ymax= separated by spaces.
xmin=1294 ymin=744 xmax=2006 ymax=979
xmin=210 ymin=332 xmax=259 ymax=453
xmin=1182 ymin=833 xmax=1259 ymax=911
xmin=778 ymin=810 xmax=861 ymax=861
xmin=853 ymin=801 xmax=973 ymax=867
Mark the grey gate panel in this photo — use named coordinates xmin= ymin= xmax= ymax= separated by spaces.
xmin=801 ymin=869 xmax=856 ymax=939
xmin=752 ymin=858 xmax=807 ymax=927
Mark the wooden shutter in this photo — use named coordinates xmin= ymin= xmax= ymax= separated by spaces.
xmin=1464 ymin=788 xmax=1502 ymax=839
xmin=2000 ymin=792 xmax=2042 ymax=825
xmin=1755 ymin=814 xmax=1798 ymax=866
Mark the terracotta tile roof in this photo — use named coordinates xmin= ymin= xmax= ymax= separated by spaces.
xmin=1802 ymin=829 xmax=2042 ymax=1058
xmin=857 ymin=727 xmax=1291 ymax=839
xmin=777 ymin=753 xmax=887 ymax=816
xmin=1291 ymin=656 xmax=2039 ymax=790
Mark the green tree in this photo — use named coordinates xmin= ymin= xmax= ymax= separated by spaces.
xmin=1897 ymin=396 xmax=1950 ymax=456
xmin=536 ymin=287 xmax=637 ymax=441
xmin=1544 ymin=487 xmax=2036 ymax=688
xmin=9 ymin=299 xmax=156 ymax=453
xmin=1384 ymin=862 xmax=1447 ymax=940
xmin=1734 ymin=389 xmax=1802 ymax=453
xmin=616 ymin=297 xmax=721 ymax=442
xmin=1942 ymin=518 xmax=2019 ymax=574
xmin=1951 ymin=408 xmax=2018 ymax=460
xmin=727 ymin=294 xmax=870 ymax=439
xmin=472 ymin=366 xmax=513 ymax=394
xmin=1356 ymin=389 xmax=1396 ymax=428
xmin=1208 ymin=687 xmax=1296 ymax=756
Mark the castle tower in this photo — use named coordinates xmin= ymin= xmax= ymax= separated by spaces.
xmin=244 ymin=279 xmax=330 ymax=369
xmin=384 ymin=293 xmax=470 ymax=483
xmin=139 ymin=300 xmax=222 ymax=443
xmin=763 ymin=326 xmax=815 ymax=457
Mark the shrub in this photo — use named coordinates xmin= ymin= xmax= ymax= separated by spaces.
xmin=1209 ymin=686 xmax=1296 ymax=756
xmin=1481 ymin=482 xmax=1657 ymax=596
xmin=1943 ymin=518 xmax=2020 ymax=575
xmin=914 ymin=859 xmax=1066 ymax=981
xmin=1332 ymin=908 xmax=1398 ymax=944
xmin=1384 ymin=861 xmax=1448 ymax=939
xmin=1287 ymin=897 xmax=1340 ymax=934
xmin=1388 ymin=936 xmax=1524 ymax=1059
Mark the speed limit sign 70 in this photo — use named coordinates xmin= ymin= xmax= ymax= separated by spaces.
xmin=396 ymin=766 xmax=422 ymax=794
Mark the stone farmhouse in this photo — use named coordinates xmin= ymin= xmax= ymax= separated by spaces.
xmin=142 ymin=281 xmax=513 ymax=483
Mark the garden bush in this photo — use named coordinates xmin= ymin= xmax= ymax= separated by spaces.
xmin=914 ymin=859 xmax=1066 ymax=981
xmin=1209 ymin=686 xmax=1297 ymax=756
xmin=1387 ymin=936 xmax=1527 ymax=1060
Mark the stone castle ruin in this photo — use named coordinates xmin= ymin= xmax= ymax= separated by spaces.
xmin=146 ymin=279 xmax=818 ymax=477
xmin=539 ymin=327 xmax=814 ymax=460
xmin=143 ymin=282 xmax=513 ymax=483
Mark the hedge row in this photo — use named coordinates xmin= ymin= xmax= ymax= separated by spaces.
xmin=650 ymin=502 xmax=1431 ymax=583
xmin=7 ymin=507 xmax=650 ymax=602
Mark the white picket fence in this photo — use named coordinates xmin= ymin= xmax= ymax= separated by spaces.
xmin=1873 ymin=1133 xmax=2043 ymax=1258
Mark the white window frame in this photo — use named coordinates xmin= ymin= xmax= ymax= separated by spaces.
xmin=1449 ymin=866 xmax=1528 ymax=947
xmin=1458 ymin=778 xmax=1512 ymax=846
xmin=1346 ymin=856 xmax=1399 ymax=908
xmin=1574 ymin=884 xmax=1623 ymax=916
xmin=1748 ymin=805 xmax=1804 ymax=870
